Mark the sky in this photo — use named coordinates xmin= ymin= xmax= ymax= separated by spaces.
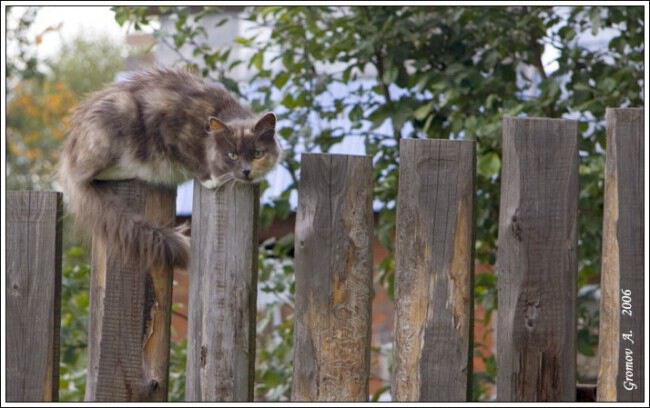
xmin=10 ymin=5 xmax=598 ymax=76
xmin=8 ymin=6 xmax=136 ymax=60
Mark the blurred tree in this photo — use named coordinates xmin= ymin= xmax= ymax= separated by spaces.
xmin=7 ymin=33 xmax=123 ymax=190
xmin=113 ymin=5 xmax=644 ymax=401
xmin=49 ymin=34 xmax=125 ymax=96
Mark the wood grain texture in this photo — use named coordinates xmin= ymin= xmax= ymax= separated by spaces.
xmin=85 ymin=180 xmax=176 ymax=401
xmin=7 ymin=191 xmax=63 ymax=402
xmin=496 ymin=117 xmax=578 ymax=401
xmin=185 ymin=181 xmax=259 ymax=402
xmin=597 ymin=108 xmax=644 ymax=402
xmin=392 ymin=139 xmax=475 ymax=402
xmin=291 ymin=154 xmax=374 ymax=401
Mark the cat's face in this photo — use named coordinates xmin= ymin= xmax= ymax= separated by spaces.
xmin=205 ymin=112 xmax=280 ymax=184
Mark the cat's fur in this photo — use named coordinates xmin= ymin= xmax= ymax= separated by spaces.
xmin=57 ymin=67 xmax=281 ymax=270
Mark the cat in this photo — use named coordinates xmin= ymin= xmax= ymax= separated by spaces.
xmin=57 ymin=67 xmax=281 ymax=270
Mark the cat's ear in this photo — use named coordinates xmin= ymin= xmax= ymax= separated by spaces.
xmin=206 ymin=116 xmax=229 ymax=133
xmin=254 ymin=112 xmax=276 ymax=133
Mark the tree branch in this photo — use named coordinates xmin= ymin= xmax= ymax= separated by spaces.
xmin=362 ymin=7 xmax=402 ymax=143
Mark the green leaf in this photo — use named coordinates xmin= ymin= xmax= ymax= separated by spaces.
xmin=578 ymin=122 xmax=589 ymax=133
xmin=280 ymin=93 xmax=296 ymax=108
xmin=175 ymin=13 xmax=188 ymax=31
xmin=279 ymin=127 xmax=292 ymax=139
xmin=423 ymin=114 xmax=434 ymax=133
xmin=234 ymin=36 xmax=252 ymax=46
xmin=251 ymin=51 xmax=264 ymax=70
xmin=114 ymin=11 xmax=127 ymax=27
xmin=204 ymin=53 xmax=218 ymax=69
xmin=486 ymin=94 xmax=499 ymax=110
xmin=573 ymin=82 xmax=592 ymax=92
xmin=173 ymin=33 xmax=186 ymax=48
xmin=478 ymin=152 xmax=501 ymax=178
xmin=368 ymin=105 xmax=390 ymax=130
xmin=342 ymin=66 xmax=353 ymax=83
xmin=558 ymin=26 xmax=576 ymax=42
xmin=67 ymin=246 xmax=85 ymax=258
xmin=578 ymin=328 xmax=596 ymax=356
xmin=414 ymin=101 xmax=433 ymax=120
xmin=272 ymin=71 xmax=290 ymax=88
xmin=382 ymin=66 xmax=398 ymax=84
xmin=598 ymin=77 xmax=616 ymax=93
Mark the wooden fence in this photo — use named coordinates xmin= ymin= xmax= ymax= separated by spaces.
xmin=6 ymin=111 xmax=644 ymax=402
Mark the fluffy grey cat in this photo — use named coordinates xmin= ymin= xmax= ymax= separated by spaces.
xmin=58 ymin=67 xmax=281 ymax=270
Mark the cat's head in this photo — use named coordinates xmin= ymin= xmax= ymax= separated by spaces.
xmin=205 ymin=112 xmax=281 ymax=184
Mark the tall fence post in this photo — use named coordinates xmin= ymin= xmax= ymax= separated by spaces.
xmin=392 ymin=139 xmax=476 ymax=401
xmin=84 ymin=180 xmax=175 ymax=401
xmin=597 ymin=108 xmax=644 ymax=402
xmin=7 ymin=191 xmax=63 ymax=401
xmin=496 ymin=117 xmax=578 ymax=401
xmin=185 ymin=181 xmax=259 ymax=401
xmin=291 ymin=153 xmax=374 ymax=401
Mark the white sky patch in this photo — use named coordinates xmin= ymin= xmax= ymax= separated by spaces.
xmin=8 ymin=6 xmax=134 ymax=60
xmin=541 ymin=43 xmax=560 ymax=75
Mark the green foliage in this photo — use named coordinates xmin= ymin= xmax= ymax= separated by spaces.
xmin=255 ymin=236 xmax=296 ymax=400
xmin=113 ymin=5 xmax=643 ymax=400
xmin=59 ymin=246 xmax=90 ymax=401
xmin=48 ymin=34 xmax=124 ymax=96
xmin=168 ymin=339 xmax=187 ymax=402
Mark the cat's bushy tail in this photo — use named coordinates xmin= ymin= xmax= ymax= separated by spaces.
xmin=57 ymin=161 xmax=190 ymax=270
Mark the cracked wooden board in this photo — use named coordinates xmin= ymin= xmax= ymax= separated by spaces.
xmin=496 ymin=117 xmax=578 ymax=401
xmin=291 ymin=153 xmax=374 ymax=401
xmin=392 ymin=139 xmax=475 ymax=402
xmin=85 ymin=180 xmax=175 ymax=401
xmin=185 ymin=181 xmax=259 ymax=401
xmin=597 ymin=108 xmax=644 ymax=402
xmin=6 ymin=191 xmax=63 ymax=401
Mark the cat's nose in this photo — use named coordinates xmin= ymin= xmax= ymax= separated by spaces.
xmin=242 ymin=169 xmax=251 ymax=178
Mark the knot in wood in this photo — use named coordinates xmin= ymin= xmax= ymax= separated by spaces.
xmin=148 ymin=379 xmax=159 ymax=393
xmin=511 ymin=209 xmax=522 ymax=241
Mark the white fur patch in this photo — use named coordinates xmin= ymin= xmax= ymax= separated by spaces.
xmin=200 ymin=178 xmax=219 ymax=189
xmin=94 ymin=153 xmax=190 ymax=186
xmin=200 ymin=174 xmax=233 ymax=189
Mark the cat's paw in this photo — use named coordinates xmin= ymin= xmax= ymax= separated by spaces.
xmin=173 ymin=223 xmax=191 ymax=261
xmin=175 ymin=221 xmax=191 ymax=237
xmin=200 ymin=178 xmax=219 ymax=189
xmin=200 ymin=174 xmax=232 ymax=189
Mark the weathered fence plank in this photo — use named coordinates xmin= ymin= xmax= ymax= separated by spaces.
xmin=392 ymin=139 xmax=476 ymax=401
xmin=597 ymin=108 xmax=644 ymax=402
xmin=7 ymin=191 xmax=63 ymax=402
xmin=85 ymin=180 xmax=176 ymax=401
xmin=496 ymin=117 xmax=578 ymax=401
xmin=291 ymin=153 xmax=374 ymax=401
xmin=186 ymin=181 xmax=259 ymax=401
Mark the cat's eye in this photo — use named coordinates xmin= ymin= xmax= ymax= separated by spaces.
xmin=254 ymin=150 xmax=265 ymax=159
xmin=227 ymin=152 xmax=239 ymax=160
